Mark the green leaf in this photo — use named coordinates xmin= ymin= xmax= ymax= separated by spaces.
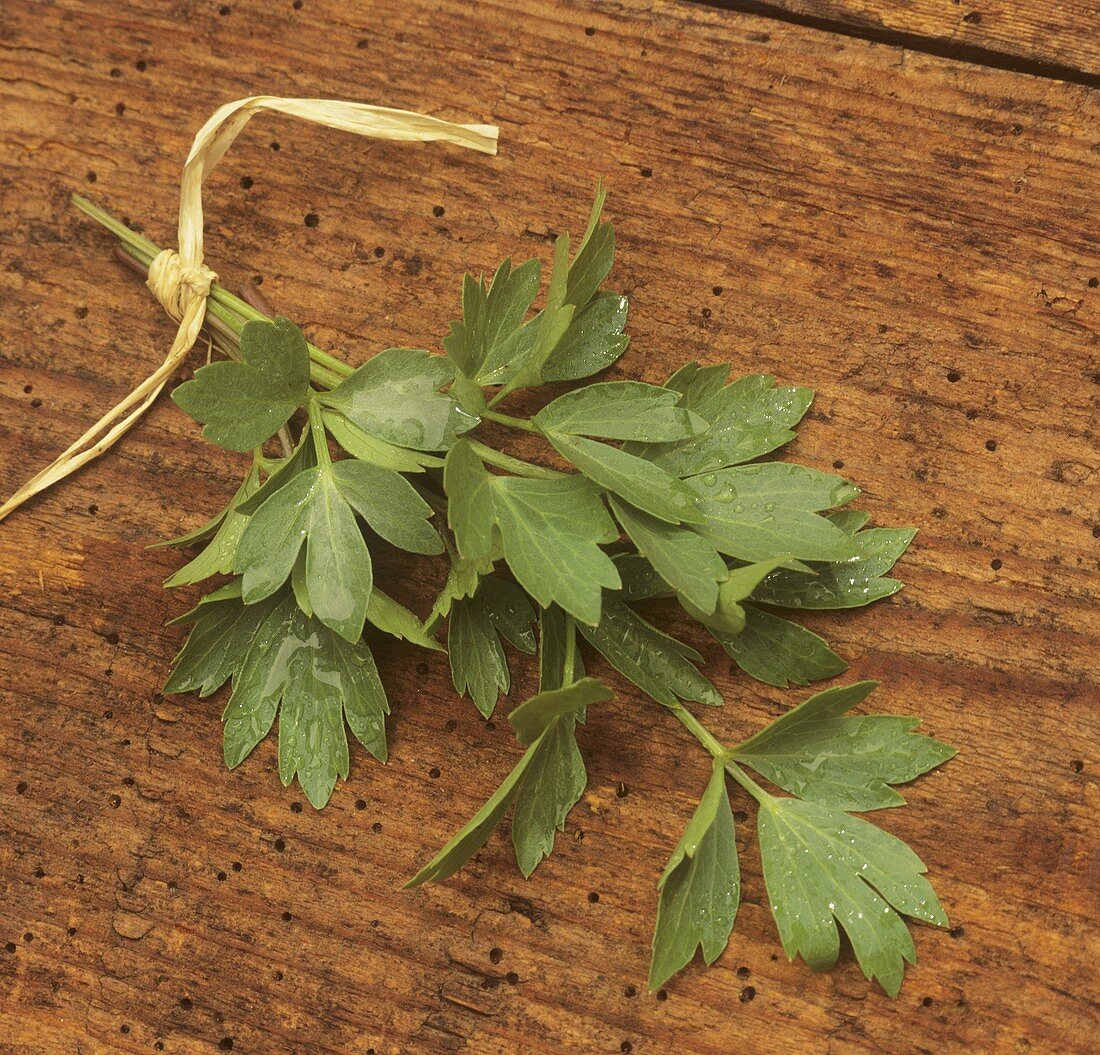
xmin=164 ymin=587 xmax=279 ymax=697
xmin=448 ymin=577 xmax=536 ymax=717
xmin=830 ymin=509 xmax=872 ymax=535
xmin=404 ymin=734 xmax=546 ymax=887
xmin=716 ymin=604 xmax=847 ymax=688
xmin=172 ymin=316 xmax=310 ymax=452
xmin=512 ymin=714 xmax=587 ymax=877
xmin=691 ymin=556 xmax=794 ymax=636
xmin=490 ymin=235 xmax=576 ymax=399
xmin=236 ymin=429 xmax=317 ymax=516
xmin=508 ymin=677 xmax=612 ymax=746
xmin=163 ymin=460 xmax=262 ymax=587
xmin=566 ymin=181 xmax=614 ymax=308
xmin=630 ymin=368 xmax=813 ymax=477
xmin=533 ymin=381 xmax=706 ymax=442
xmin=366 ymin=588 xmax=443 ymax=651
xmin=578 ymin=598 xmax=722 ymax=708
xmin=318 ymin=347 xmax=476 ymax=450
xmin=649 ymin=759 xmax=739 ymax=989
xmin=444 ymin=259 xmax=542 ymax=380
xmin=444 ymin=440 xmax=494 ymax=560
xmin=689 ymin=463 xmax=858 ymax=562
xmin=330 ymin=459 xmax=443 ymax=555
xmin=429 ymin=549 xmax=494 ymax=623
xmin=546 ymin=433 xmax=702 ymax=525
xmin=734 ymin=681 xmax=955 ymax=810
xmin=612 ymin=553 xmax=675 ymax=603
xmin=757 ymin=795 xmax=948 ymax=997
xmin=235 ymin=466 xmax=372 ymax=642
xmin=323 ymin=410 xmax=443 ymax=472
xmin=490 ymin=475 xmax=620 ymax=626
xmin=608 ymin=498 xmax=726 ymax=613
xmin=753 ymin=528 xmax=916 ymax=609
xmin=222 ymin=596 xmax=388 ymax=808
xmin=540 ymin=292 xmax=629 ymax=383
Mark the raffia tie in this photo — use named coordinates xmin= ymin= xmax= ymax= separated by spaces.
xmin=0 ymin=96 xmax=497 ymax=523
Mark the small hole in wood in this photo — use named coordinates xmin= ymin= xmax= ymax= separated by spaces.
xmin=304 ymin=213 xmax=319 ymax=228
xmin=290 ymin=802 xmax=302 ymax=813
xmin=947 ymin=370 xmax=960 ymax=382
xmin=429 ymin=767 xmax=440 ymax=779
xmin=949 ymin=926 xmax=964 ymax=938
xmin=240 ymin=176 xmax=253 ymax=189
xmin=656 ymin=988 xmax=668 ymax=1001
xmin=281 ymin=911 xmax=292 ymax=922
xmin=990 ymin=559 xmax=1002 ymax=570
xmin=373 ymin=246 xmax=385 ymax=258
xmin=372 ymin=821 xmax=382 ymax=833
xmin=219 ymin=1039 xmax=234 ymax=1051
xmin=270 ymin=141 xmax=280 ymax=151
xmin=273 ymin=838 xmax=285 ymax=851
xmin=1071 ymin=759 xmax=1084 ymax=773
xmin=216 ymin=871 xmax=227 ymax=881
xmin=712 ymin=285 xmax=723 ymax=296
xmin=86 ymin=171 xmax=97 ymax=183
xmin=739 ymin=985 xmax=756 ymax=1003
xmin=219 ymin=4 xmax=231 ymax=14
xmin=985 ymin=439 xmax=997 ymax=452
xmin=640 ymin=167 xmax=653 ymax=178
xmin=4 ymin=943 xmax=15 ymax=953
xmin=109 ymin=795 xmax=121 ymax=808
xmin=109 ymin=67 xmax=122 ymax=78
xmin=119 ymin=1025 xmax=130 ymax=1034
xmin=354 ymin=799 xmax=367 ymax=810
xmin=432 ymin=205 xmax=445 ymax=217
xmin=115 ymin=102 xmax=126 ymax=114
xmin=506 ymin=971 xmax=519 ymax=984
xmin=1089 ymin=277 xmax=1099 ymax=288
xmin=588 ymin=891 xmax=600 ymax=903
xmin=624 ymin=985 xmax=637 ymax=997
xmin=489 ymin=947 xmax=504 ymax=964
xmin=30 ymin=398 xmax=42 ymax=408
xmin=616 ymin=782 xmax=628 ymax=798
xmin=737 ymin=966 xmax=751 ymax=978
xmin=34 ymin=867 xmax=44 ymax=878
xmin=135 ymin=60 xmax=147 ymax=71
xmin=16 ymin=782 xmax=27 ymax=794
xmin=922 ymin=996 xmax=934 ymax=1007
xmin=356 ymin=39 xmax=369 ymax=49
xmin=68 ymin=926 xmax=76 ymax=936
xmin=232 ymin=862 xmax=242 ymax=872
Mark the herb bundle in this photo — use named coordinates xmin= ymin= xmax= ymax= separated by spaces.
xmin=8 ymin=98 xmax=954 ymax=997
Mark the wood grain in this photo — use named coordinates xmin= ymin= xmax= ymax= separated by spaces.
xmin=701 ymin=0 xmax=1100 ymax=78
xmin=0 ymin=1 xmax=1097 ymax=1053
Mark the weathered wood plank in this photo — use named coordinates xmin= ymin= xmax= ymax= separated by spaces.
xmin=0 ymin=1 xmax=1097 ymax=1053
xmin=700 ymin=0 xmax=1100 ymax=78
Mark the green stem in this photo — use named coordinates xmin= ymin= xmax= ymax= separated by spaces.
xmin=307 ymin=397 xmax=331 ymax=468
xmin=668 ymin=703 xmax=771 ymax=805
xmin=73 ymin=195 xmax=354 ymax=383
xmin=483 ymin=409 xmax=537 ymax=433
xmin=465 ymin=439 xmax=564 ymax=479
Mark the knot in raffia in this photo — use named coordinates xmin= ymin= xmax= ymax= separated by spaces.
xmin=146 ymin=248 xmax=217 ymax=323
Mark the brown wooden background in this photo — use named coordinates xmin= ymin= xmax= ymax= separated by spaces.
xmin=1 ymin=2 xmax=1097 ymax=1053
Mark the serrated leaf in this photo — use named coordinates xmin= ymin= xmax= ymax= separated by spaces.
xmin=578 ymin=598 xmax=721 ymax=707
xmin=404 ymin=734 xmax=545 ymax=887
xmin=565 ymin=181 xmax=614 ymax=308
xmin=445 ymin=258 xmax=542 ymax=380
xmin=540 ymin=292 xmax=629 ymax=383
xmin=512 ymin=714 xmax=586 ymax=877
xmin=630 ymin=369 xmax=813 ymax=478
xmin=330 ymin=459 xmax=443 ymax=555
xmin=490 ymin=475 xmax=620 ymax=626
xmin=323 ymin=410 xmax=443 ymax=472
xmin=221 ymin=596 xmax=388 ymax=808
xmin=235 ymin=465 xmax=373 ymax=642
xmin=717 ymin=604 xmax=847 ymax=687
xmin=236 ymin=429 xmax=317 ymax=516
xmin=163 ymin=460 xmax=262 ymax=587
xmin=649 ymin=759 xmax=739 ymax=989
xmin=366 ymin=588 xmax=443 ymax=651
xmin=318 ymin=347 xmax=476 ymax=450
xmin=546 ymin=432 xmax=702 ymax=524
xmin=508 ymin=677 xmax=612 ymax=746
xmin=689 ymin=463 xmax=858 ymax=562
xmin=757 ymin=796 xmax=948 ymax=997
xmin=164 ymin=587 xmax=280 ymax=698
xmin=608 ymin=498 xmax=726 ymax=613
xmin=753 ymin=528 xmax=916 ymax=609
xmin=429 ymin=550 xmax=495 ymax=623
xmin=533 ymin=381 xmax=706 ymax=442
xmin=172 ymin=316 xmax=310 ymax=451
xmin=734 ymin=681 xmax=955 ymax=810
xmin=448 ymin=577 xmax=536 ymax=717
xmin=444 ymin=440 xmax=494 ymax=560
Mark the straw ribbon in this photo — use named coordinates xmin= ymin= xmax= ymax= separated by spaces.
xmin=0 ymin=96 xmax=498 ymax=523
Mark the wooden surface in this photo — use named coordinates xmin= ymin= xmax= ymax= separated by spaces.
xmin=1 ymin=1 xmax=1097 ymax=1053
xmin=705 ymin=0 xmax=1100 ymax=77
